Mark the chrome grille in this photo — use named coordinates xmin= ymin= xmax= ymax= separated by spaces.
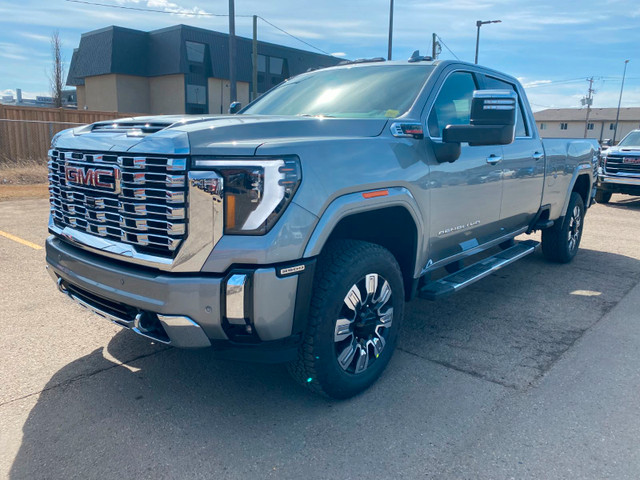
xmin=48 ymin=149 xmax=188 ymax=258
xmin=604 ymin=154 xmax=640 ymax=175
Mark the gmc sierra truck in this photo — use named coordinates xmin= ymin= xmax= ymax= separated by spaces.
xmin=596 ymin=129 xmax=640 ymax=203
xmin=46 ymin=59 xmax=599 ymax=398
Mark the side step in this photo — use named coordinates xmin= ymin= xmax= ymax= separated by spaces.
xmin=419 ymin=240 xmax=539 ymax=300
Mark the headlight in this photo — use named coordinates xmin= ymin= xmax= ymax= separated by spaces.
xmin=193 ymin=157 xmax=301 ymax=235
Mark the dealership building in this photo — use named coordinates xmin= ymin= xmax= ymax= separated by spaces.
xmin=533 ymin=108 xmax=640 ymax=143
xmin=66 ymin=24 xmax=342 ymax=115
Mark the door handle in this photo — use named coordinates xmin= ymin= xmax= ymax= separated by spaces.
xmin=486 ymin=155 xmax=502 ymax=165
xmin=533 ymin=151 xmax=544 ymax=161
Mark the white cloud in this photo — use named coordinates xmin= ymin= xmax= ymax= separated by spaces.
xmin=331 ymin=52 xmax=347 ymax=57
xmin=521 ymin=79 xmax=552 ymax=88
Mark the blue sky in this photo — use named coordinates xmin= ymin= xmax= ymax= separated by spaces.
xmin=1 ymin=0 xmax=639 ymax=111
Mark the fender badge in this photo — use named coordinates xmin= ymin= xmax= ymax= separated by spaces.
xmin=280 ymin=265 xmax=305 ymax=276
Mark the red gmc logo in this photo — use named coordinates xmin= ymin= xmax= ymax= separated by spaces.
xmin=65 ymin=165 xmax=121 ymax=193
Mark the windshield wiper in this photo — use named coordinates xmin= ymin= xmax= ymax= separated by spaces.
xmin=296 ymin=114 xmax=337 ymax=118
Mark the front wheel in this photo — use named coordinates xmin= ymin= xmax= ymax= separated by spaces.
xmin=595 ymin=189 xmax=612 ymax=204
xmin=288 ymin=240 xmax=404 ymax=399
xmin=541 ymin=192 xmax=585 ymax=263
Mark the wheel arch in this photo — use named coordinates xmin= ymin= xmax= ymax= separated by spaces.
xmin=303 ymin=187 xmax=424 ymax=299
xmin=561 ymin=168 xmax=593 ymax=217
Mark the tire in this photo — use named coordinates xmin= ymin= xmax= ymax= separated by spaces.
xmin=288 ymin=239 xmax=404 ymax=399
xmin=541 ymin=192 xmax=585 ymax=263
xmin=595 ymin=189 xmax=612 ymax=204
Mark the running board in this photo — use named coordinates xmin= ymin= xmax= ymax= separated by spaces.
xmin=419 ymin=240 xmax=539 ymax=300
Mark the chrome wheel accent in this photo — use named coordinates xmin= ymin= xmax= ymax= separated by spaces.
xmin=567 ymin=204 xmax=582 ymax=253
xmin=334 ymin=273 xmax=394 ymax=374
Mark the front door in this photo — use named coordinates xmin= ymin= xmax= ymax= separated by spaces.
xmin=425 ymin=71 xmax=504 ymax=264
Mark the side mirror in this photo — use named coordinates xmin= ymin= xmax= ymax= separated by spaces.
xmin=442 ymin=89 xmax=517 ymax=148
xmin=229 ymin=102 xmax=242 ymax=114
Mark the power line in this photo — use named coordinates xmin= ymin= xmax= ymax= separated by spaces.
xmin=257 ymin=16 xmax=331 ymax=55
xmin=64 ymin=0 xmax=239 ymax=16
xmin=63 ymin=0 xmax=333 ymax=56
xmin=435 ymin=35 xmax=459 ymax=60
xmin=524 ymin=78 xmax=587 ymax=88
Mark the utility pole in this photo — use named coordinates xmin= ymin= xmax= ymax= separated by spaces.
xmin=387 ymin=0 xmax=394 ymax=60
xmin=228 ymin=0 xmax=237 ymax=105
xmin=252 ymin=15 xmax=258 ymax=102
xmin=432 ymin=33 xmax=437 ymax=59
xmin=613 ymin=59 xmax=630 ymax=144
xmin=583 ymin=77 xmax=594 ymax=139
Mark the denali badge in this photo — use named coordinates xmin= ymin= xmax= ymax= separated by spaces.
xmin=65 ymin=165 xmax=121 ymax=193
xmin=280 ymin=265 xmax=305 ymax=276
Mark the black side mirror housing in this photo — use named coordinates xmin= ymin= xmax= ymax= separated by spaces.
xmin=229 ymin=102 xmax=242 ymax=114
xmin=442 ymin=89 xmax=517 ymax=148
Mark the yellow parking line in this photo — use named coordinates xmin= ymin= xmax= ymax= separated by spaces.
xmin=0 ymin=230 xmax=43 ymax=250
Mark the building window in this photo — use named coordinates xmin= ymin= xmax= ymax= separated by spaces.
xmin=257 ymin=54 xmax=267 ymax=73
xmin=587 ymin=123 xmax=594 ymax=130
xmin=269 ymin=57 xmax=284 ymax=75
xmin=186 ymin=84 xmax=206 ymax=105
xmin=610 ymin=123 xmax=615 ymax=130
xmin=560 ymin=123 xmax=568 ymax=130
xmin=540 ymin=123 xmax=546 ymax=130
xmin=185 ymin=41 xmax=205 ymax=63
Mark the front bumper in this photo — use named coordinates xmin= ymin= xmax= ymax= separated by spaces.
xmin=597 ymin=174 xmax=640 ymax=195
xmin=46 ymin=236 xmax=313 ymax=360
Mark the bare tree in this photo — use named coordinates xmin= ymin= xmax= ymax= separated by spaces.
xmin=49 ymin=30 xmax=65 ymax=108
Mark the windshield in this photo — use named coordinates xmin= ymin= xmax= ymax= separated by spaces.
xmin=618 ymin=131 xmax=640 ymax=147
xmin=242 ymin=64 xmax=434 ymax=119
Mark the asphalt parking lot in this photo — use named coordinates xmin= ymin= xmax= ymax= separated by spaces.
xmin=1 ymin=195 xmax=640 ymax=479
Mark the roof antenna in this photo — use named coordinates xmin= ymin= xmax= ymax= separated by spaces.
xmin=408 ymin=50 xmax=433 ymax=62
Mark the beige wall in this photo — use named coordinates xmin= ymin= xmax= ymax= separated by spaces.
xmin=150 ymin=74 xmax=185 ymax=114
xmin=84 ymin=74 xmax=119 ymax=112
xmin=115 ymin=74 xmax=149 ymax=113
xmin=537 ymin=120 xmax=640 ymax=142
xmin=82 ymin=74 xmax=250 ymax=115
xmin=208 ymin=78 xmax=250 ymax=114
xmin=76 ymin=86 xmax=86 ymax=110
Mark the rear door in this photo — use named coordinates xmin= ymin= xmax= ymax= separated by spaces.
xmin=425 ymin=70 xmax=505 ymax=264
xmin=481 ymin=75 xmax=545 ymax=231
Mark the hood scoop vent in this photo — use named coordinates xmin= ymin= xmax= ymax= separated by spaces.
xmin=92 ymin=122 xmax=172 ymax=136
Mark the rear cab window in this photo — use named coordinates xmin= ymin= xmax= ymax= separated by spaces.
xmin=483 ymin=75 xmax=529 ymax=137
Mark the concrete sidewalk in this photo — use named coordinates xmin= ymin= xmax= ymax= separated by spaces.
xmin=443 ymin=280 xmax=640 ymax=479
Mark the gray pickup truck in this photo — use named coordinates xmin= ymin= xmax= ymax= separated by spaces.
xmin=46 ymin=59 xmax=598 ymax=398
xmin=596 ymin=129 xmax=640 ymax=203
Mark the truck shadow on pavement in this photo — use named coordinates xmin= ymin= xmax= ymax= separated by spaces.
xmin=602 ymin=197 xmax=640 ymax=210
xmin=9 ymin=248 xmax=640 ymax=479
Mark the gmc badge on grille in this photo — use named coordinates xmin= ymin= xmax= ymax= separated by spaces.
xmin=65 ymin=165 xmax=121 ymax=193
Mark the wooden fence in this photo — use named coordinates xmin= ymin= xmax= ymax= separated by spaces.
xmin=0 ymin=105 xmax=138 ymax=164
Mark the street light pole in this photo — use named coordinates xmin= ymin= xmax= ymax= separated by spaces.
xmin=228 ymin=0 xmax=237 ymax=105
xmin=475 ymin=19 xmax=501 ymax=64
xmin=387 ymin=0 xmax=394 ymax=60
xmin=613 ymin=59 xmax=630 ymax=144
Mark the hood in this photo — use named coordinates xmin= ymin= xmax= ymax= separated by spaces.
xmin=182 ymin=115 xmax=389 ymax=156
xmin=52 ymin=114 xmax=389 ymax=157
xmin=607 ymin=146 xmax=640 ymax=155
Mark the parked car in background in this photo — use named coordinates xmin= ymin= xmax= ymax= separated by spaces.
xmin=596 ymin=129 xmax=640 ymax=203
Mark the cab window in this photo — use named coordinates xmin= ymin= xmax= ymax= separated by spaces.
xmin=484 ymin=76 xmax=528 ymax=137
xmin=428 ymin=72 xmax=477 ymax=138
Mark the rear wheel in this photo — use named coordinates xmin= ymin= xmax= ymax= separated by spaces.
xmin=541 ymin=192 xmax=585 ymax=263
xmin=595 ymin=189 xmax=612 ymax=204
xmin=288 ymin=240 xmax=404 ymax=399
